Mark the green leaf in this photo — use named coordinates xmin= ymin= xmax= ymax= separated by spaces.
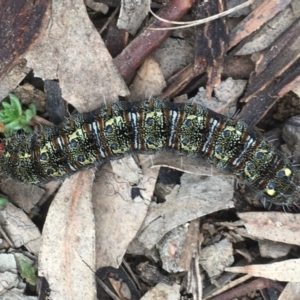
xmin=0 ymin=116 xmax=13 ymax=123
xmin=29 ymin=103 xmax=37 ymax=115
xmin=19 ymin=115 xmax=27 ymax=125
xmin=0 ymin=110 xmax=7 ymax=117
xmin=25 ymin=109 xmax=34 ymax=122
xmin=2 ymin=101 xmax=11 ymax=110
xmin=19 ymin=259 xmax=37 ymax=286
xmin=0 ymin=94 xmax=37 ymax=135
xmin=9 ymin=94 xmax=22 ymax=117
xmin=4 ymin=120 xmax=21 ymax=131
xmin=23 ymin=125 xmax=33 ymax=133
xmin=0 ymin=198 xmax=8 ymax=207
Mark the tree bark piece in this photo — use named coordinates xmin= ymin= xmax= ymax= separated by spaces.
xmin=0 ymin=0 xmax=50 ymax=80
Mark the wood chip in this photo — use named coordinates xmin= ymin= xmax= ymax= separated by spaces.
xmin=229 ymin=0 xmax=292 ymax=49
xmin=117 ymin=0 xmax=150 ymax=35
xmin=200 ymin=238 xmax=234 ymax=278
xmin=157 ymin=224 xmax=189 ymax=273
xmin=140 ymin=282 xmax=180 ymax=300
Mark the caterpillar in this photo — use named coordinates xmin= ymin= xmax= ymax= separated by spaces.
xmin=0 ymin=98 xmax=299 ymax=207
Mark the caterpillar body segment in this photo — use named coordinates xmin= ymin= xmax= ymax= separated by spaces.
xmin=1 ymin=99 xmax=299 ymax=206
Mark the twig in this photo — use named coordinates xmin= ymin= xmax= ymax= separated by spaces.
xmin=114 ymin=0 xmax=195 ymax=84
xmin=150 ymin=0 xmax=254 ymax=30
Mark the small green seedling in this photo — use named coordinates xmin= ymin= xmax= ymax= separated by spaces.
xmin=0 ymin=94 xmax=36 ymax=135
xmin=19 ymin=259 xmax=37 ymax=286
xmin=0 ymin=198 xmax=8 ymax=208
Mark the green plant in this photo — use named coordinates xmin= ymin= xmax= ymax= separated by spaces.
xmin=0 ymin=94 xmax=36 ymax=135
xmin=0 ymin=198 xmax=8 ymax=207
xmin=19 ymin=259 xmax=37 ymax=286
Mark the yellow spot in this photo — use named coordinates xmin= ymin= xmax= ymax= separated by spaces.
xmin=52 ymin=169 xmax=67 ymax=177
xmin=215 ymin=153 xmax=222 ymax=160
xmin=30 ymin=180 xmax=40 ymax=184
xmin=215 ymin=153 xmax=228 ymax=161
xmin=40 ymin=142 xmax=53 ymax=154
xmin=282 ymin=167 xmax=292 ymax=177
xmin=244 ymin=163 xmax=255 ymax=179
xmin=146 ymin=111 xmax=163 ymax=119
xmin=266 ymin=188 xmax=276 ymax=196
xmin=244 ymin=167 xmax=251 ymax=178
xmin=4 ymin=152 xmax=11 ymax=158
xmin=105 ymin=116 xmax=124 ymax=127
xmin=148 ymin=144 xmax=157 ymax=150
xmin=68 ymin=128 xmax=84 ymax=140
xmin=113 ymin=147 xmax=129 ymax=154
xmin=81 ymin=160 xmax=92 ymax=165
xmin=181 ymin=145 xmax=188 ymax=151
xmin=18 ymin=152 xmax=31 ymax=159
xmin=147 ymin=142 xmax=163 ymax=150
xmin=187 ymin=114 xmax=197 ymax=120
xmin=226 ymin=126 xmax=241 ymax=135
xmin=181 ymin=144 xmax=196 ymax=151
xmin=259 ymin=149 xmax=268 ymax=153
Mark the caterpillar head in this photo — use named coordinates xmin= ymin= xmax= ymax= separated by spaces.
xmin=263 ymin=164 xmax=300 ymax=208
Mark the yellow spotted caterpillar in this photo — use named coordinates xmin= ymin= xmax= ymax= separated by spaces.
xmin=0 ymin=99 xmax=299 ymax=206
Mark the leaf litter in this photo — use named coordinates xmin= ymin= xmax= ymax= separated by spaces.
xmin=1 ymin=0 xmax=300 ymax=299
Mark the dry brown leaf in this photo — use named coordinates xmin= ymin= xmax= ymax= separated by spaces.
xmin=0 ymin=61 xmax=32 ymax=103
xmin=200 ymin=238 xmax=234 ymax=278
xmin=149 ymin=152 xmax=230 ymax=177
xmin=24 ymin=0 xmax=129 ymax=112
xmin=140 ymin=282 xmax=180 ymax=300
xmin=118 ymin=0 xmax=150 ymax=35
xmin=39 ymin=170 xmax=96 ymax=300
xmin=13 ymin=83 xmax=47 ymax=112
xmin=291 ymin=75 xmax=300 ymax=97
xmin=128 ymin=56 xmax=166 ymax=101
xmin=110 ymin=156 xmax=142 ymax=185
xmin=85 ymin=0 xmax=108 ymax=13
xmin=191 ymin=78 xmax=247 ymax=116
xmin=226 ymin=259 xmax=300 ymax=282
xmin=0 ymin=178 xmax=44 ymax=213
xmin=238 ymin=212 xmax=300 ymax=246
xmin=0 ymin=0 xmax=49 ymax=80
xmin=93 ymin=157 xmax=158 ymax=269
xmin=278 ymin=282 xmax=300 ymax=300
xmin=0 ymin=253 xmax=20 ymax=295
xmin=152 ymin=37 xmax=194 ymax=80
xmin=1 ymin=203 xmax=41 ymax=255
xmin=136 ymin=172 xmax=234 ymax=249
xmin=258 ymin=239 xmax=292 ymax=259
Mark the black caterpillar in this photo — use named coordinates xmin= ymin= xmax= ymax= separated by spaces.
xmin=1 ymin=99 xmax=299 ymax=206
